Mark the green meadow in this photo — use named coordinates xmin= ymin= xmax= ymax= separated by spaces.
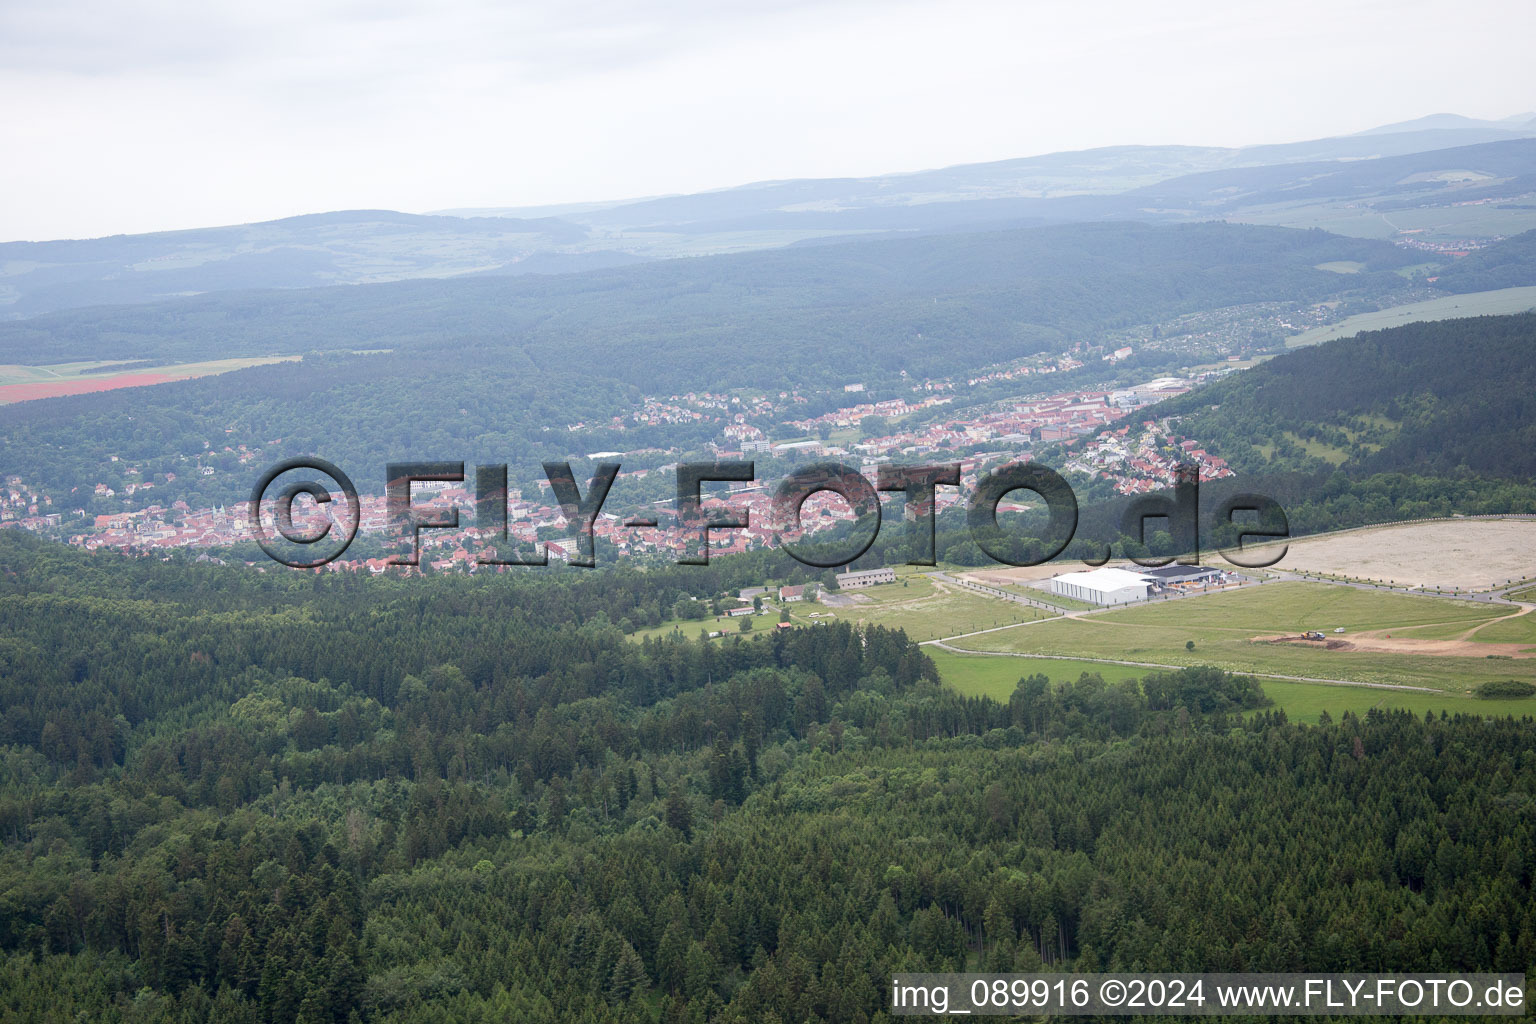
xmin=929 ymin=647 xmax=1536 ymax=722
xmin=943 ymin=581 xmax=1536 ymax=691
xmin=814 ymin=576 xmax=1055 ymax=642
xmin=931 ymin=648 xmax=1149 ymax=700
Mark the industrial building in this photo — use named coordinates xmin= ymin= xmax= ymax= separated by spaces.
xmin=1140 ymin=564 xmax=1224 ymax=586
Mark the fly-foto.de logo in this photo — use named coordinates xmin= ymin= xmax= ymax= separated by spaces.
xmin=250 ymin=458 xmax=1289 ymax=570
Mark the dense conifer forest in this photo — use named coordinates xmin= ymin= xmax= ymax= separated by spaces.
xmin=1157 ymin=314 xmax=1536 ymax=482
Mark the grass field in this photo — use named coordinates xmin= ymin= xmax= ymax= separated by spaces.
xmin=1256 ymin=679 xmax=1536 ymax=723
xmin=623 ymin=569 xmax=1047 ymax=645
xmin=932 ymin=649 xmax=1147 ymax=700
xmin=1283 ymin=286 xmax=1536 ymax=348
xmin=1463 ymin=610 xmax=1536 ymax=647
xmin=1089 ymin=580 xmax=1500 ymax=633
xmin=816 ymin=576 xmax=1055 ymax=641
xmin=1384 ymin=618 xmax=1497 ymax=641
xmin=984 ymin=582 xmax=1096 ymax=612
xmin=627 ymin=610 xmax=784 ymax=643
xmin=930 ymin=647 xmax=1536 ymax=721
xmin=945 ymin=581 xmax=1536 ymax=691
xmin=1022 ymin=592 xmax=1097 ymax=613
xmin=836 ymin=575 xmax=942 ymax=604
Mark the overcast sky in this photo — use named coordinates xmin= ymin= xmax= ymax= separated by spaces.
xmin=2 ymin=0 xmax=1532 ymax=241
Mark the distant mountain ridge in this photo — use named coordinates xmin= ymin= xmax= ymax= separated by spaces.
xmin=2 ymin=111 xmax=1533 ymax=319
xmin=1353 ymin=112 xmax=1536 ymax=136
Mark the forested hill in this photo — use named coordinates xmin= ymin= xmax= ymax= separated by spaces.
xmin=1155 ymin=312 xmax=1536 ymax=481
xmin=1432 ymin=229 xmax=1536 ymax=293
xmin=0 ymin=221 xmax=1412 ymax=373
xmin=0 ymin=532 xmax=1533 ymax=1021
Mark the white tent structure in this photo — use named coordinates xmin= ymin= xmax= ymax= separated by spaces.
xmin=1049 ymin=567 xmax=1153 ymax=606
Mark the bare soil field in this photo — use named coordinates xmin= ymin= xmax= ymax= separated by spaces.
xmin=1247 ymin=519 xmax=1536 ymax=590
xmin=1257 ymin=604 xmax=1536 ymax=658
xmin=1258 ymin=633 xmax=1536 ymax=659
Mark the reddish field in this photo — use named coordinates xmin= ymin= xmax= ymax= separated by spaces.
xmin=0 ymin=371 xmax=188 ymax=404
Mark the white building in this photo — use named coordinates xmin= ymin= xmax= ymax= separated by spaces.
xmin=1050 ymin=567 xmax=1152 ymax=606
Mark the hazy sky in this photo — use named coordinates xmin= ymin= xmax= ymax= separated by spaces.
xmin=2 ymin=0 xmax=1532 ymax=241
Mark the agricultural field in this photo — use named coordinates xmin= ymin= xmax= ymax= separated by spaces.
xmin=1282 ymin=286 xmax=1536 ymax=348
xmin=1237 ymin=197 xmax=1536 ymax=245
xmin=945 ymin=580 xmax=1536 ymax=691
xmin=812 ymin=574 xmax=1055 ymax=642
xmin=0 ymin=359 xmax=135 ymax=384
xmin=0 ymin=356 xmax=300 ymax=404
xmin=1257 ymin=518 xmax=1536 ymax=590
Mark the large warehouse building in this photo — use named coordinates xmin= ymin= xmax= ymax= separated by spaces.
xmin=1049 ymin=567 xmax=1154 ymax=606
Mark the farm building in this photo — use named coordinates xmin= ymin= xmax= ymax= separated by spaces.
xmin=1050 ymin=567 xmax=1153 ymax=606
